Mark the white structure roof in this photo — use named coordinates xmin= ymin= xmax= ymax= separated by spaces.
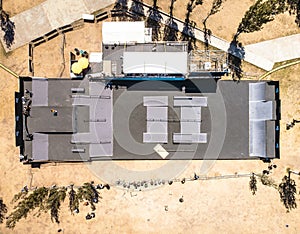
xmin=123 ymin=52 xmax=188 ymax=74
xmin=102 ymin=21 xmax=147 ymax=44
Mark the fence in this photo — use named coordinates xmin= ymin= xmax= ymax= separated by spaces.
xmin=28 ymin=7 xmax=111 ymax=76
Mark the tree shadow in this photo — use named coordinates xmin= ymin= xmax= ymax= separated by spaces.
xmin=163 ymin=18 xmax=178 ymax=41
xmin=203 ymin=26 xmax=212 ymax=50
xmin=227 ymin=38 xmax=245 ymax=81
xmin=286 ymin=0 xmax=300 ymax=27
xmin=181 ymin=20 xmax=196 ymax=52
xmin=202 ymin=0 xmax=224 ymax=51
xmin=180 ymin=0 xmax=202 ymax=52
xmin=112 ymin=0 xmax=129 ymax=21
xmin=0 ymin=11 xmax=15 ymax=49
xmin=163 ymin=0 xmax=178 ymax=41
xmin=146 ymin=0 xmax=163 ymax=41
xmin=0 ymin=198 xmax=8 ymax=224
xmin=129 ymin=0 xmax=145 ymax=21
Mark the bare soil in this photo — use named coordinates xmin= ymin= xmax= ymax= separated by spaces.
xmin=0 ymin=1 xmax=300 ymax=233
xmin=144 ymin=0 xmax=300 ymax=44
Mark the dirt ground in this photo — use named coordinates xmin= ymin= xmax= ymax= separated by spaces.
xmin=1 ymin=0 xmax=300 ymax=233
xmin=144 ymin=0 xmax=300 ymax=44
xmin=2 ymin=0 xmax=46 ymax=16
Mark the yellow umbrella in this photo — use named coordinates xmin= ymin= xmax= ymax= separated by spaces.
xmin=71 ymin=62 xmax=82 ymax=74
xmin=78 ymin=57 xmax=89 ymax=69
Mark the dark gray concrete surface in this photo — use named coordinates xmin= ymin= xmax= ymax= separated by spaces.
xmin=19 ymin=77 xmax=279 ymax=161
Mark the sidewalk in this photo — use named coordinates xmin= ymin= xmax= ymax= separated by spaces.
xmin=245 ymin=34 xmax=300 ymax=63
xmin=0 ymin=0 xmax=114 ymax=52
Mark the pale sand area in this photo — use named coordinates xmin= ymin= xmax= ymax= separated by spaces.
xmin=1 ymin=0 xmax=300 ymax=233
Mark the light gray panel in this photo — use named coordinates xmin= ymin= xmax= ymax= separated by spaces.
xmin=144 ymin=104 xmax=168 ymax=142
xmin=249 ymin=82 xmax=266 ymax=101
xmin=249 ymin=101 xmax=274 ymax=120
xmin=147 ymin=107 xmax=168 ymax=121
xmin=147 ymin=122 xmax=168 ymax=134
xmin=89 ymin=81 xmax=107 ymax=96
xmin=174 ymin=96 xmax=207 ymax=106
xmin=71 ymin=81 xmax=113 ymax=156
xmin=181 ymin=107 xmax=201 ymax=120
xmin=143 ymin=133 xmax=168 ymax=143
xmin=89 ymin=143 xmax=112 ymax=157
xmin=173 ymin=133 xmax=207 ymax=143
xmin=32 ymin=133 xmax=49 ymax=161
xmin=249 ymin=121 xmax=266 ymax=157
xmin=249 ymin=82 xmax=272 ymax=157
xmin=32 ymin=79 xmax=48 ymax=106
xmin=181 ymin=122 xmax=200 ymax=134
xmin=144 ymin=96 xmax=168 ymax=106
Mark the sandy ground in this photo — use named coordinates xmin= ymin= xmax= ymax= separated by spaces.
xmin=144 ymin=0 xmax=300 ymax=44
xmin=33 ymin=22 xmax=103 ymax=78
xmin=2 ymin=0 xmax=46 ymax=16
xmin=1 ymin=0 xmax=300 ymax=233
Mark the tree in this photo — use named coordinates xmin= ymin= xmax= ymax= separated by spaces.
xmin=278 ymin=172 xmax=297 ymax=212
xmin=113 ymin=0 xmax=129 ymax=21
xmin=46 ymin=187 xmax=67 ymax=223
xmin=6 ymin=187 xmax=49 ymax=229
xmin=181 ymin=0 xmax=203 ymax=51
xmin=163 ymin=0 xmax=179 ymax=41
xmin=286 ymin=0 xmax=300 ymax=27
xmin=77 ymin=182 xmax=101 ymax=211
xmin=6 ymin=183 xmax=108 ymax=228
xmin=0 ymin=198 xmax=8 ymax=224
xmin=203 ymin=0 xmax=224 ymax=25
xmin=163 ymin=18 xmax=178 ymax=41
xmin=146 ymin=0 xmax=163 ymax=41
xmin=129 ymin=0 xmax=145 ymax=21
xmin=68 ymin=185 xmax=79 ymax=214
xmin=235 ymin=0 xmax=286 ymax=39
xmin=249 ymin=173 xmax=257 ymax=195
xmin=0 ymin=10 xmax=15 ymax=49
xmin=227 ymin=39 xmax=245 ymax=80
xmin=11 ymin=191 xmax=28 ymax=203
xmin=203 ymin=0 xmax=224 ymax=50
xmin=259 ymin=173 xmax=277 ymax=188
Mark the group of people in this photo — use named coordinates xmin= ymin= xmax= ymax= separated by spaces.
xmin=116 ymin=173 xmax=201 ymax=190
xmin=74 ymin=48 xmax=88 ymax=58
xmin=22 ymin=89 xmax=33 ymax=117
xmin=105 ymin=83 xmax=119 ymax=90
